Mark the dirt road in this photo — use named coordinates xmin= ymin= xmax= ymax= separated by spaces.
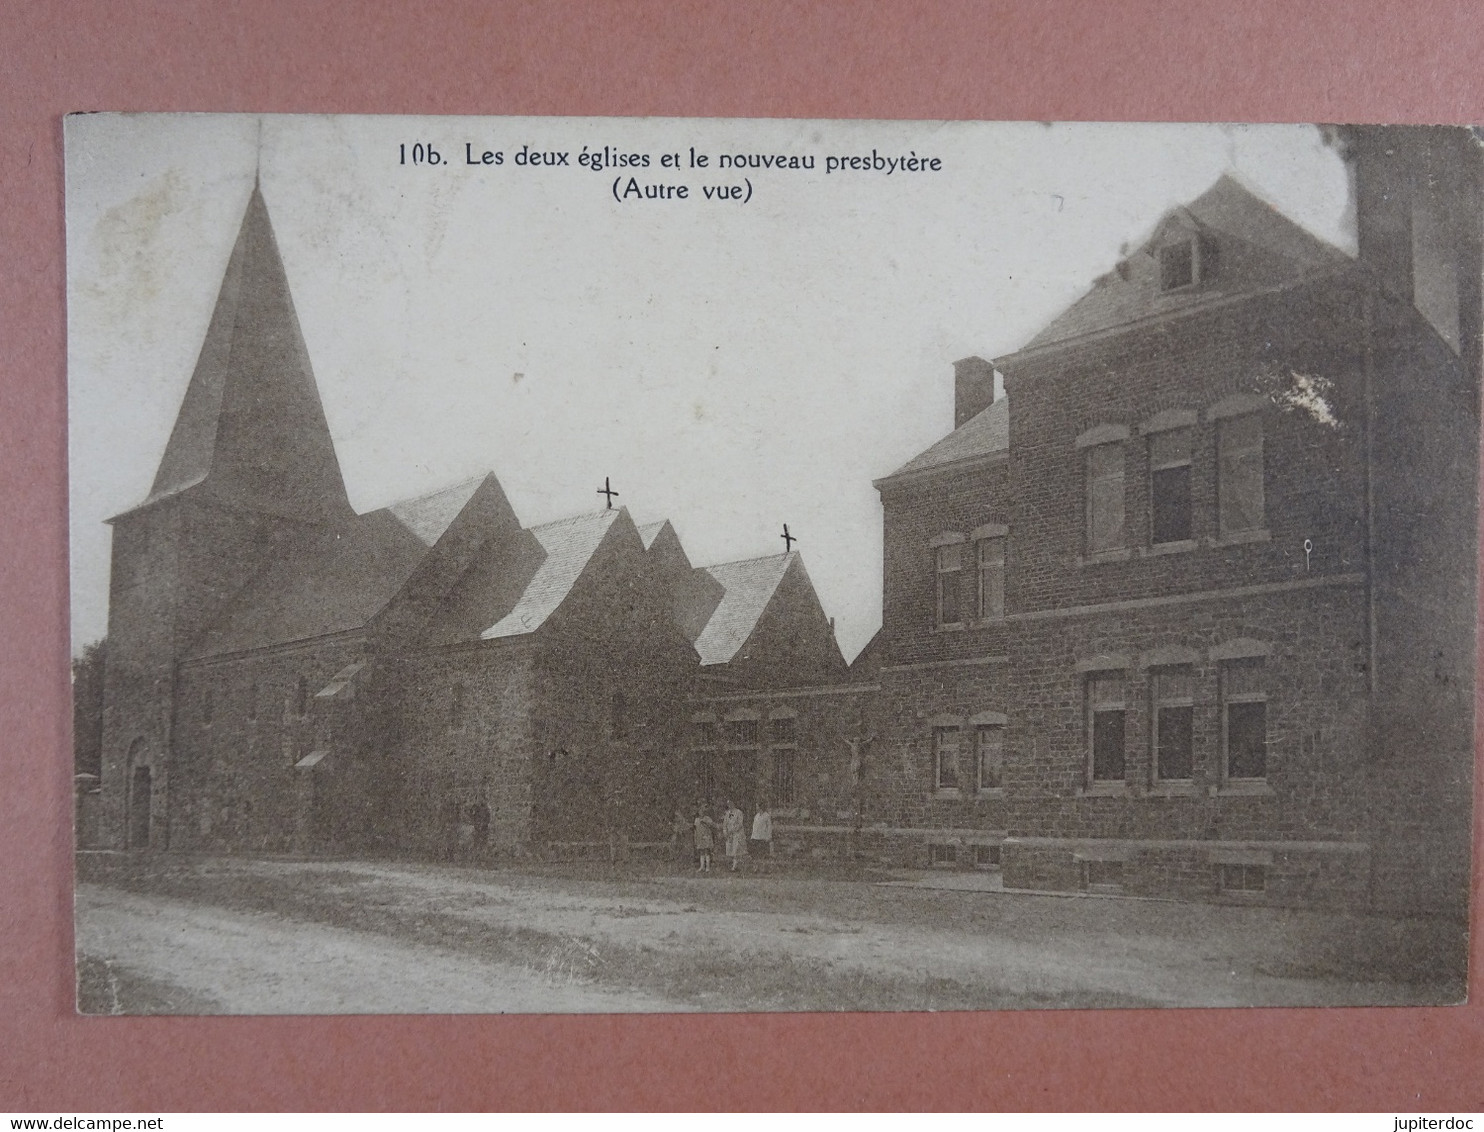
xmin=74 ymin=854 xmax=1467 ymax=1013
xmin=76 ymin=883 xmax=688 ymax=1014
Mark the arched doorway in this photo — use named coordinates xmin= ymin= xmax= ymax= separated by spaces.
xmin=126 ymin=739 xmax=151 ymax=849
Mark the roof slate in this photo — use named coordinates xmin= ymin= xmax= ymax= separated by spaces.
xmin=482 ymin=510 xmax=621 ymax=639
xmin=188 ymin=476 xmax=503 ymax=658
xmin=881 ymin=396 xmax=1009 ymax=481
xmin=385 ymin=476 xmax=487 ymax=546
xmin=1022 ymin=174 xmax=1350 ymax=351
xmin=690 ymin=552 xmax=795 ymax=666
xmin=138 ymin=184 xmax=352 ymax=524
xmin=188 ymin=510 xmax=429 ymax=657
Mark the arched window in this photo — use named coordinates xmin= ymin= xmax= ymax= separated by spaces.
xmin=610 ymin=689 xmax=627 ymax=739
xmin=451 ymin=683 xmax=466 ymax=731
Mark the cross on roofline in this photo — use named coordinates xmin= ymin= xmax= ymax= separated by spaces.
xmin=598 ymin=477 xmax=619 ymax=509
xmin=780 ymin=524 xmax=796 ymax=552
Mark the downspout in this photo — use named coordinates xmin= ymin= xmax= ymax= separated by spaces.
xmin=1363 ymin=287 xmax=1379 ymax=699
xmin=1362 ymin=285 xmax=1380 ymax=913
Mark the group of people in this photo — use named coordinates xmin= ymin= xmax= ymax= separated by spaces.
xmin=672 ymin=800 xmax=772 ymax=873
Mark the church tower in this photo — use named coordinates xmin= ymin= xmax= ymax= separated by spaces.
xmin=99 ymin=181 xmax=353 ymax=848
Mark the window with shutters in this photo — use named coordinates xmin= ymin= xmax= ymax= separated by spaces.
xmin=1222 ymin=659 xmax=1267 ymax=781
xmin=1087 ymin=674 xmax=1126 ymax=784
xmin=936 ymin=542 xmax=964 ymax=627
xmin=1151 ymin=666 xmax=1194 ymax=781
xmin=1218 ymin=414 xmax=1265 ymax=537
xmin=933 ymin=725 xmax=961 ymax=792
xmin=1149 ymin=428 xmax=1194 ymax=545
xmin=974 ymin=724 xmax=1004 ymax=792
xmin=976 ymin=536 xmax=1005 ymax=620
xmin=1086 ymin=443 xmax=1126 ymax=554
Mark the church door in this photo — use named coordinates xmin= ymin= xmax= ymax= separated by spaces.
xmin=128 ymin=765 xmax=152 ymax=849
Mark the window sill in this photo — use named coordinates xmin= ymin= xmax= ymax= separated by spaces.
xmin=1077 ymin=549 xmax=1132 ymax=566
xmin=1212 ymin=780 xmax=1274 ymax=797
xmin=1208 ymin=528 xmax=1271 ymax=547
xmin=1078 ymin=781 xmax=1128 ymax=797
xmin=931 ymin=622 xmax=967 ymax=634
xmin=933 ymin=788 xmax=963 ymax=800
xmin=1148 ymin=781 xmax=1200 ymax=797
xmin=975 ymin=787 xmax=1005 ymax=799
xmin=1138 ymin=539 xmax=1198 ymax=558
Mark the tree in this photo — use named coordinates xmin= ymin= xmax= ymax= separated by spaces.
xmin=72 ymin=639 xmax=106 ymax=778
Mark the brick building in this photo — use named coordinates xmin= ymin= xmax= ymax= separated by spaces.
xmin=93 ymin=130 xmax=1477 ymax=915
xmin=868 ymin=137 xmax=1478 ymax=913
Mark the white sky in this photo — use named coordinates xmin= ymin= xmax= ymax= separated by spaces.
xmin=65 ymin=116 xmax=1355 ymax=661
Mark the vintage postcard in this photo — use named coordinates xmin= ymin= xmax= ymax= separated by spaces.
xmin=67 ymin=114 xmax=1478 ymax=1014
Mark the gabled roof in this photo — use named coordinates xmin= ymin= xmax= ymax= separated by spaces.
xmin=130 ymin=182 xmax=352 ymax=524
xmin=636 ymin=520 xmax=670 ymax=550
xmin=187 ymin=510 xmax=429 ymax=657
xmin=879 ymin=395 xmax=1009 ymax=483
xmin=187 ymin=476 xmax=500 ymax=658
xmin=690 ymin=552 xmax=796 ymax=666
xmin=482 ymin=509 xmax=622 ymax=639
xmin=385 ymin=475 xmax=487 ymax=546
xmin=1020 ymin=174 xmax=1351 ymax=352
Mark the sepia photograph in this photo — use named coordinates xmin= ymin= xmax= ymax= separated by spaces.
xmin=67 ymin=114 xmax=1479 ymax=1014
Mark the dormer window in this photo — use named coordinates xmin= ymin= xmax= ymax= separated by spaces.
xmin=1159 ymin=241 xmax=1195 ymax=291
xmin=1158 ymin=235 xmax=1218 ymax=293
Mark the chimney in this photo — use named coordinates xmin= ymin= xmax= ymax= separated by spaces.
xmin=953 ymin=356 xmax=996 ymax=429
xmin=1333 ymin=125 xmax=1483 ymax=386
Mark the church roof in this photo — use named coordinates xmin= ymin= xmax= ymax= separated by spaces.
xmin=636 ymin=520 xmax=670 ymax=550
xmin=187 ymin=477 xmax=499 ymax=658
xmin=482 ymin=509 xmax=622 ymax=639
xmin=1020 ymin=174 xmax=1351 ymax=352
xmin=130 ymin=182 xmax=352 ymax=524
xmin=690 ymin=551 xmax=797 ymax=666
xmin=385 ymin=475 xmax=487 ymax=546
xmin=187 ymin=510 xmax=429 ymax=657
xmin=879 ymin=395 xmax=1009 ymax=483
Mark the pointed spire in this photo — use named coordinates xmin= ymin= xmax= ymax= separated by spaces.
xmin=144 ymin=180 xmax=352 ymax=524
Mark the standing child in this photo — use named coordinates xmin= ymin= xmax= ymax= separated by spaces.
xmin=723 ymin=799 xmax=746 ymax=872
xmin=693 ymin=806 xmax=716 ymax=873
xmin=750 ymin=802 xmax=773 ymax=868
